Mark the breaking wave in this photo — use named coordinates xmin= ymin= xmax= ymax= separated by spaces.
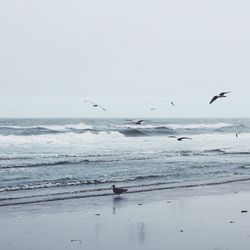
xmin=0 ymin=175 xmax=169 ymax=192
xmin=0 ymin=123 xmax=92 ymax=135
xmin=0 ymin=121 xmax=249 ymax=141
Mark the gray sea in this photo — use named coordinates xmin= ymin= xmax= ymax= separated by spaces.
xmin=1 ymin=118 xmax=250 ymax=206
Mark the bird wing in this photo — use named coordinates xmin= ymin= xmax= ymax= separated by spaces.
xmin=178 ymin=137 xmax=192 ymax=140
xmin=84 ymin=100 xmax=106 ymax=111
xmin=113 ymin=187 xmax=127 ymax=194
xmin=97 ymin=105 xmax=106 ymax=111
xmin=120 ymin=188 xmax=127 ymax=192
xmin=169 ymin=136 xmax=177 ymax=138
xmin=209 ymin=95 xmax=218 ymax=104
xmin=219 ymin=91 xmax=231 ymax=96
xmin=84 ymin=100 xmax=96 ymax=105
xmin=135 ymin=120 xmax=144 ymax=124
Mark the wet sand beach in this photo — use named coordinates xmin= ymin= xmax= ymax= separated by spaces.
xmin=1 ymin=182 xmax=250 ymax=250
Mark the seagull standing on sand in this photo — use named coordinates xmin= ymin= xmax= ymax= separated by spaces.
xmin=169 ymin=136 xmax=192 ymax=141
xmin=83 ymin=100 xmax=106 ymax=111
xmin=112 ymin=185 xmax=127 ymax=195
xmin=209 ymin=91 xmax=231 ymax=104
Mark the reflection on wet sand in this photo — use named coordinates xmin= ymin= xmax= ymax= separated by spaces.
xmin=112 ymin=196 xmax=127 ymax=215
xmin=112 ymin=197 xmax=147 ymax=244
xmin=137 ymin=222 xmax=146 ymax=243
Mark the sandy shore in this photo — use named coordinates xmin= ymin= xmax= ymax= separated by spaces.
xmin=1 ymin=183 xmax=250 ymax=250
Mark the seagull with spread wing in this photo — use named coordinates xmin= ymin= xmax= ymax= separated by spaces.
xmin=169 ymin=136 xmax=192 ymax=141
xmin=83 ymin=100 xmax=106 ymax=111
xmin=209 ymin=91 xmax=231 ymax=104
xmin=134 ymin=120 xmax=144 ymax=125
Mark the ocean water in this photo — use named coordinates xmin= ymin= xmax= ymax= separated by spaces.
xmin=1 ymin=118 xmax=250 ymax=206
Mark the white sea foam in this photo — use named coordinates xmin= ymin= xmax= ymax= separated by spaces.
xmin=166 ymin=123 xmax=233 ymax=130
xmin=0 ymin=123 xmax=92 ymax=131
xmin=113 ymin=124 xmax=161 ymax=129
xmin=0 ymin=131 xmax=125 ymax=145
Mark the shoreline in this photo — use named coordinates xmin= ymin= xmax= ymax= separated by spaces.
xmin=1 ymin=182 xmax=250 ymax=249
xmin=2 ymin=176 xmax=250 ymax=207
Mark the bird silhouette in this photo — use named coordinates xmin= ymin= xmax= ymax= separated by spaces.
xmin=134 ymin=120 xmax=144 ymax=125
xmin=112 ymin=185 xmax=127 ymax=195
xmin=169 ymin=136 xmax=192 ymax=141
xmin=209 ymin=91 xmax=231 ymax=104
xmin=83 ymin=100 xmax=106 ymax=111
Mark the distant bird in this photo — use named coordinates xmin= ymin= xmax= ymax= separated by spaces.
xmin=112 ymin=185 xmax=127 ymax=195
xmin=169 ymin=136 xmax=192 ymax=141
xmin=171 ymin=101 xmax=175 ymax=106
xmin=134 ymin=120 xmax=144 ymax=125
xmin=83 ymin=100 xmax=106 ymax=111
xmin=177 ymin=137 xmax=192 ymax=141
xmin=209 ymin=91 xmax=231 ymax=104
xmin=150 ymin=107 xmax=156 ymax=111
xmin=236 ymin=132 xmax=239 ymax=138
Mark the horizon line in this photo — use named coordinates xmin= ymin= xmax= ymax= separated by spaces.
xmin=0 ymin=116 xmax=249 ymax=119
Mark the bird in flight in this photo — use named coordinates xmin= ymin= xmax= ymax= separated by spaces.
xmin=134 ymin=120 xmax=144 ymax=125
xmin=209 ymin=91 xmax=231 ymax=104
xmin=171 ymin=101 xmax=175 ymax=106
xmin=83 ymin=100 xmax=106 ymax=111
xmin=112 ymin=185 xmax=127 ymax=195
xmin=150 ymin=107 xmax=156 ymax=111
xmin=169 ymin=136 xmax=192 ymax=141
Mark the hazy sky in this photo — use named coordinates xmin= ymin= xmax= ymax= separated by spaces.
xmin=0 ymin=0 xmax=249 ymax=118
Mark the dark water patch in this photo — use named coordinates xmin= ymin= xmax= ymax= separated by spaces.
xmin=0 ymin=159 xmax=92 ymax=169
xmin=204 ymin=149 xmax=225 ymax=153
xmin=119 ymin=129 xmax=146 ymax=137
xmin=119 ymin=127 xmax=176 ymax=137
xmin=178 ymin=149 xmax=225 ymax=157
xmin=0 ymin=155 xmax=165 ymax=170
xmin=223 ymin=151 xmax=250 ymax=155
xmin=0 ymin=156 xmax=33 ymax=160
xmin=215 ymin=124 xmax=250 ymax=133
xmin=237 ymin=165 xmax=250 ymax=170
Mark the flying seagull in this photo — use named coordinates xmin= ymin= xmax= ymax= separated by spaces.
xmin=134 ymin=120 xmax=144 ymax=125
xmin=171 ymin=101 xmax=175 ymax=106
xmin=83 ymin=100 xmax=106 ymax=111
xmin=112 ymin=185 xmax=127 ymax=195
xmin=209 ymin=91 xmax=231 ymax=104
xmin=150 ymin=107 xmax=156 ymax=111
xmin=169 ymin=136 xmax=192 ymax=141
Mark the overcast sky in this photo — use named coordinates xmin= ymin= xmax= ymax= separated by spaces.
xmin=0 ymin=0 xmax=249 ymax=118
